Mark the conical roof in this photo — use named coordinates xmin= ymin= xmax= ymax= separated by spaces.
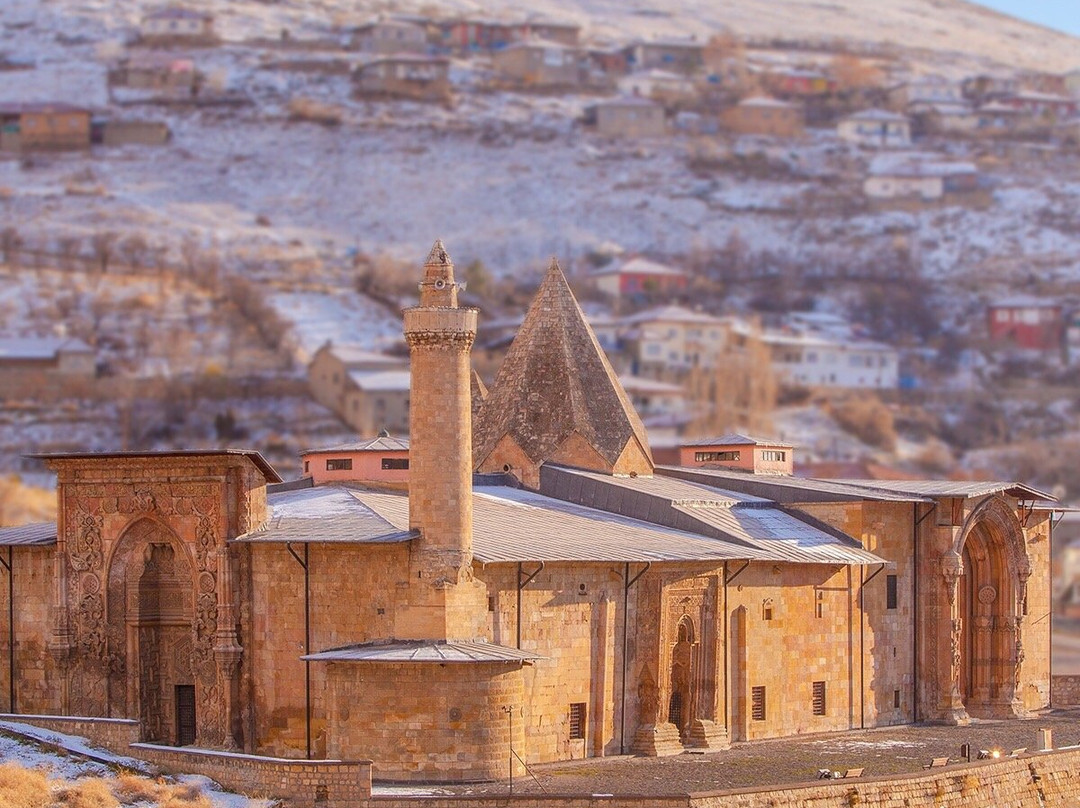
xmin=474 ymin=260 xmax=653 ymax=472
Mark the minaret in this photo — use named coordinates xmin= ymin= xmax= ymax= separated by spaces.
xmin=398 ymin=240 xmax=484 ymax=641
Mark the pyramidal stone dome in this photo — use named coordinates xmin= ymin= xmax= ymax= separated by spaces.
xmin=473 ymin=259 xmax=653 ymax=488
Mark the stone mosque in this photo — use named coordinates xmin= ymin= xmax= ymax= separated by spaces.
xmin=0 ymin=242 xmax=1058 ymax=781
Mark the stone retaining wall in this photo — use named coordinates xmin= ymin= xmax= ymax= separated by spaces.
xmin=365 ymin=746 xmax=1080 ymax=808
xmin=1052 ymin=674 xmax=1080 ymax=706
xmin=131 ymin=743 xmax=372 ymax=808
xmin=0 ymin=713 xmax=139 ymax=756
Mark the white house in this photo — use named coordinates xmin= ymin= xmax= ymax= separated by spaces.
xmin=762 ymin=332 xmax=898 ymax=389
xmin=863 ymin=154 xmax=978 ymax=201
xmin=618 ymin=305 xmax=729 ymax=376
xmin=141 ymin=7 xmax=215 ymax=41
xmin=837 ymin=109 xmax=911 ymax=147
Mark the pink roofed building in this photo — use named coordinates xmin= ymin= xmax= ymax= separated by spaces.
xmin=300 ymin=432 xmax=410 ymax=487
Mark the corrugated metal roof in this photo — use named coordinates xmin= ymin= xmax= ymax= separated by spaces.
xmin=658 ymin=466 xmax=931 ymax=504
xmin=545 ymin=466 xmax=884 ymax=566
xmin=239 ymin=486 xmax=414 ymax=544
xmin=303 ymin=640 xmax=541 ymax=663
xmin=0 ymin=337 xmax=93 ymax=360
xmin=0 ymin=522 xmax=57 ymax=546
xmin=347 ymin=370 xmax=410 ymax=392
xmin=301 ymin=435 xmax=409 ymax=455
xmin=828 ymin=479 xmax=1056 ymax=501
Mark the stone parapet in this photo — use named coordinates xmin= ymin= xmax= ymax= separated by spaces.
xmin=0 ymin=713 xmax=139 ymax=756
xmin=130 ymin=743 xmax=372 ymax=808
xmin=1051 ymin=674 xmax=1080 ymax=706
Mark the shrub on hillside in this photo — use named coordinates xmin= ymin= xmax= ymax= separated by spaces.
xmin=828 ymin=396 xmax=897 ymax=451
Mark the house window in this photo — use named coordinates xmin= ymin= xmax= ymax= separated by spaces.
xmin=762 ymin=598 xmax=774 ymax=621
xmin=886 ymin=575 xmax=898 ymax=610
xmin=695 ymin=451 xmax=740 ymax=462
xmin=326 ymin=458 xmax=352 ymax=471
xmin=751 ymin=686 xmax=766 ymax=721
xmin=761 ymin=450 xmax=786 ymax=462
xmin=569 ymin=703 xmax=586 ymax=740
xmin=812 ymin=681 xmax=826 ymax=716
xmin=304 ymin=461 xmax=310 ymax=473
xmin=381 ymin=458 xmax=409 ymax=470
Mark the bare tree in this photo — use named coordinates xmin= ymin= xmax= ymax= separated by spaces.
xmin=119 ymin=233 xmax=150 ymax=272
xmin=91 ymin=231 xmax=118 ymax=275
xmin=57 ymin=235 xmax=82 ymax=272
xmin=1 ymin=227 xmax=22 ymax=268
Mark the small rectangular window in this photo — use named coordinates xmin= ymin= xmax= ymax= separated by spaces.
xmin=761 ymin=450 xmax=786 ymax=462
xmin=326 ymin=458 xmax=352 ymax=471
xmin=695 ymin=451 xmax=740 ymax=463
xmin=886 ymin=575 xmax=898 ymax=610
xmin=893 ymin=689 xmax=901 ymax=709
xmin=381 ymin=458 xmax=409 ymax=470
xmin=304 ymin=460 xmax=310 ymax=473
xmin=812 ymin=681 xmax=826 ymax=716
xmin=569 ymin=703 xmax=586 ymax=740
xmin=751 ymin=686 xmax=766 ymax=721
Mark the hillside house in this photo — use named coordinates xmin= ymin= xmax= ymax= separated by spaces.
xmin=618 ymin=70 xmax=697 ymax=103
xmin=887 ymin=77 xmax=963 ymax=111
xmin=619 ymin=305 xmax=729 ymax=376
xmin=864 ymin=155 xmax=980 ymax=204
xmin=986 ymin=298 xmax=1064 ymax=354
xmin=722 ymin=97 xmax=804 ymax=137
xmin=525 ymin=18 xmax=581 ymax=47
xmin=140 ymin=7 xmax=215 ymax=43
xmin=0 ymin=103 xmax=91 ymax=150
xmin=350 ymin=19 xmax=428 ymax=55
xmin=590 ymin=257 xmax=688 ymax=300
xmin=585 ymin=96 xmax=666 ymax=138
xmin=108 ymin=54 xmax=196 ymax=98
xmin=492 ymin=40 xmax=582 ymax=88
xmin=837 ymin=109 xmax=911 ymax=147
xmin=1067 ymin=313 xmax=1080 ymax=363
xmin=962 ymin=74 xmax=1021 ymax=103
xmin=920 ymin=103 xmax=979 ymax=134
xmin=764 ymin=68 xmax=836 ymax=99
xmin=0 ymin=337 xmax=95 ymax=394
xmin=974 ymin=102 xmax=1032 ymax=135
xmin=997 ymin=91 xmax=1077 ymax=122
xmin=300 ymin=433 xmax=410 ymax=487
xmin=628 ymin=38 xmax=704 ymax=73
xmin=1066 ymin=70 xmax=1080 ymax=97
xmin=343 ymin=370 xmax=411 ymax=436
xmin=763 ymin=332 xmax=898 ymax=389
xmin=619 ymin=375 xmax=688 ymax=420
xmin=439 ymin=17 xmax=527 ymax=52
xmin=307 ymin=343 xmax=408 ymax=416
xmin=585 ymin=45 xmax=630 ymax=78
xmin=354 ymin=55 xmax=450 ymax=102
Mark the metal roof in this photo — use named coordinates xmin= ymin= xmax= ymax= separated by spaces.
xmin=238 ymin=486 xmax=415 ymax=544
xmin=347 ymin=370 xmax=411 ymax=392
xmin=0 ymin=522 xmax=57 ymax=547
xmin=680 ymin=433 xmax=793 ymax=448
xmin=27 ymin=450 xmax=282 ymax=483
xmin=658 ymin=466 xmax=931 ymax=504
xmin=828 ymin=479 xmax=1056 ymax=501
xmin=303 ymin=640 xmax=541 ymax=663
xmin=301 ymin=435 xmax=409 ymax=455
xmin=0 ymin=337 xmax=93 ymax=360
xmin=544 ymin=466 xmax=884 ymax=566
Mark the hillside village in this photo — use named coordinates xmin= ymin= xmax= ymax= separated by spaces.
xmin=1 ymin=1 xmax=1079 ymax=523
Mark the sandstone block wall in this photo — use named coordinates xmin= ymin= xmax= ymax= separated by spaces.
xmin=130 ymin=743 xmax=371 ymax=808
xmin=0 ymin=546 xmax=57 ymax=715
xmin=323 ymin=660 xmax=525 ymax=782
xmin=1051 ymin=674 xmax=1080 ymax=706
xmin=0 ymin=713 xmax=139 ymax=756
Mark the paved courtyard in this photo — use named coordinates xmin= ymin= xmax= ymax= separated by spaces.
xmin=379 ymin=707 xmax=1080 ymax=797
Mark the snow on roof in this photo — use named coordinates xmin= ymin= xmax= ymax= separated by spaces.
xmin=0 ymin=103 xmax=91 ymax=116
xmin=302 ymin=434 xmax=410 ymax=455
xmin=593 ymin=95 xmax=662 ymax=109
xmin=988 ymin=296 xmax=1063 ymax=309
xmin=738 ymin=96 xmax=797 ymax=109
xmin=636 ymin=37 xmax=703 ymax=50
xmin=867 ymin=153 xmax=977 ymax=177
xmin=844 ymin=108 xmax=908 ymax=122
xmin=347 ymin=370 xmax=411 ymax=391
xmin=144 ymin=7 xmax=210 ymax=21
xmin=619 ymin=374 xmax=685 ymax=394
xmin=759 ymin=330 xmax=895 ymax=352
xmin=0 ymin=337 xmax=93 ymax=360
xmin=592 ymin=257 xmax=687 ymax=277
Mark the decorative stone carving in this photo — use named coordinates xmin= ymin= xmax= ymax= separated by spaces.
xmin=978 ymin=585 xmax=997 ymax=605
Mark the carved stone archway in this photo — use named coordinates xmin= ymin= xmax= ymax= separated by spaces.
xmin=105 ymin=518 xmax=196 ymax=743
xmin=667 ymin=617 xmax=696 ymax=742
xmin=941 ymin=496 xmax=1029 ymax=722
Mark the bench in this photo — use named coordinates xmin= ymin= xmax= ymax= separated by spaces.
xmin=842 ymin=768 xmax=864 ymax=778
xmin=1009 ymin=748 xmax=1027 ymax=757
xmin=923 ymin=757 xmax=950 ymax=769
xmin=817 ymin=767 xmax=865 ymax=780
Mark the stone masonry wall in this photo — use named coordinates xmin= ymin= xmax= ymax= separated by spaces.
xmin=0 ymin=545 xmax=57 ymax=715
xmin=1051 ymin=674 xmax=1080 ymax=706
xmin=0 ymin=713 xmax=139 ymax=756
xmin=363 ymin=746 xmax=1080 ymax=808
xmin=131 ymin=743 xmax=371 ymax=808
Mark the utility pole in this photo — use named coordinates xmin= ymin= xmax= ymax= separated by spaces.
xmin=503 ymin=705 xmax=514 ymax=795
